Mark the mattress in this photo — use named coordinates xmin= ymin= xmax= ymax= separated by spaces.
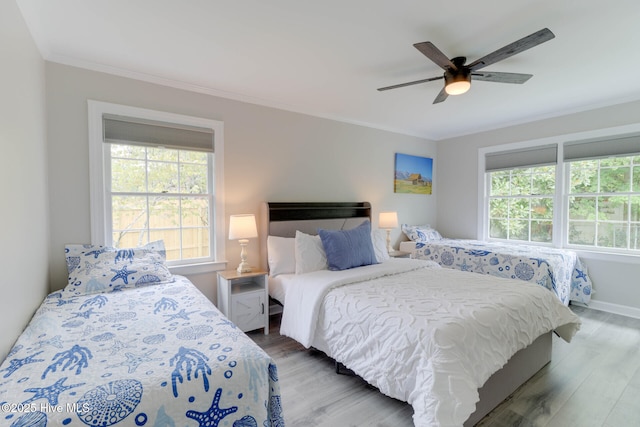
xmin=278 ymin=258 xmax=581 ymax=427
xmin=0 ymin=276 xmax=284 ymax=426
xmin=268 ymin=274 xmax=290 ymax=305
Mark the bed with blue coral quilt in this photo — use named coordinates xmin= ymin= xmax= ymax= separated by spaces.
xmin=400 ymin=238 xmax=592 ymax=306
xmin=0 ymin=242 xmax=284 ymax=427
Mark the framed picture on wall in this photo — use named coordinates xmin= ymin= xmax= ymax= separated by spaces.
xmin=394 ymin=153 xmax=433 ymax=195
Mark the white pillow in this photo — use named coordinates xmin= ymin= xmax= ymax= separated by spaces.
xmin=371 ymin=229 xmax=390 ymax=262
xmin=267 ymin=235 xmax=296 ymax=277
xmin=295 ymin=230 xmax=328 ymax=274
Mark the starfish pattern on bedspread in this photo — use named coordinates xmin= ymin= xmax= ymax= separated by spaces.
xmin=109 ymin=349 xmax=162 ymax=374
xmin=110 ymin=265 xmax=137 ymax=284
xmin=472 ymin=257 xmax=487 ymax=272
xmin=22 ymin=377 xmax=85 ymax=405
xmin=82 ymin=260 xmax=101 ymax=274
xmin=35 ymin=335 xmax=64 ymax=350
xmin=163 ymin=308 xmax=197 ymax=322
xmin=0 ymin=352 xmax=44 ymax=378
xmin=69 ymin=307 xmax=100 ymax=320
xmin=185 ymin=387 xmax=238 ymax=427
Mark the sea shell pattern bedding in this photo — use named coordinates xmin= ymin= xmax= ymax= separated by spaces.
xmin=0 ymin=276 xmax=284 ymax=427
xmin=410 ymin=239 xmax=592 ymax=305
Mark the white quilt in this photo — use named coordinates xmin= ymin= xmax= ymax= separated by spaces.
xmin=279 ymin=258 xmax=581 ymax=427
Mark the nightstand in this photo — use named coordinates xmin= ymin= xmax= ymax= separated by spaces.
xmin=389 ymin=250 xmax=411 ymax=258
xmin=217 ymin=270 xmax=269 ymax=334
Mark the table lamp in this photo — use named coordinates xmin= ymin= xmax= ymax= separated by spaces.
xmin=379 ymin=211 xmax=399 ymax=253
xmin=229 ymin=214 xmax=258 ymax=273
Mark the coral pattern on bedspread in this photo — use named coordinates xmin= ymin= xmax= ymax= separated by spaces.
xmin=0 ymin=276 xmax=284 ymax=427
xmin=411 ymin=239 xmax=592 ymax=305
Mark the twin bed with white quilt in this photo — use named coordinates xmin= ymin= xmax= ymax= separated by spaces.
xmin=262 ymin=202 xmax=581 ymax=427
xmin=0 ymin=241 xmax=284 ymax=427
xmin=399 ymin=225 xmax=593 ymax=306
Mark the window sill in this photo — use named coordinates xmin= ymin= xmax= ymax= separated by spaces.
xmin=169 ymin=260 xmax=228 ymax=276
xmin=571 ymin=249 xmax=640 ymax=265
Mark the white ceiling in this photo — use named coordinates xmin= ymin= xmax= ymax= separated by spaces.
xmin=15 ymin=0 xmax=640 ymax=140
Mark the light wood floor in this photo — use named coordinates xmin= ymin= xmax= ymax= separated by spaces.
xmin=247 ymin=305 xmax=640 ymax=426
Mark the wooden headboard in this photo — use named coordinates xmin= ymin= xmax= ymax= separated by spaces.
xmin=259 ymin=201 xmax=371 ymax=270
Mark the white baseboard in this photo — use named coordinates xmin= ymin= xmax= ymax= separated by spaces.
xmin=573 ymin=300 xmax=640 ymax=320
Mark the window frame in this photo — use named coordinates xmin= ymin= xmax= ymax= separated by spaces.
xmin=479 ymin=140 xmax=562 ymax=246
xmin=88 ymin=100 xmax=226 ymax=274
xmin=564 ymin=156 xmax=640 ymax=253
xmin=486 ymin=165 xmax=556 ymax=244
xmin=478 ymin=128 xmax=640 ymax=262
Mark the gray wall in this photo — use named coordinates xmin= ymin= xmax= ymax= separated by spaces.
xmin=437 ymin=101 xmax=640 ymax=316
xmin=0 ymin=0 xmax=50 ymax=360
xmin=45 ymin=62 xmax=437 ymax=302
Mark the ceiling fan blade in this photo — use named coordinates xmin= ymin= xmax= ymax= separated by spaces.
xmin=377 ymin=75 xmax=443 ymax=91
xmin=433 ymin=87 xmax=449 ymax=104
xmin=467 ymin=28 xmax=555 ymax=71
xmin=472 ymin=71 xmax=533 ymax=84
xmin=414 ymin=42 xmax=458 ymax=71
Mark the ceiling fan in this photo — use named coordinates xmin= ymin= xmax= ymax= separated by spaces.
xmin=377 ymin=28 xmax=555 ymax=104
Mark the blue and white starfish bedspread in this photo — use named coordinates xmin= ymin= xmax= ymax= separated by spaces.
xmin=411 ymin=239 xmax=592 ymax=305
xmin=0 ymin=276 xmax=284 ymax=427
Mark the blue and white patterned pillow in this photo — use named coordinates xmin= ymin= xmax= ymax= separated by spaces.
xmin=401 ymin=224 xmax=443 ymax=242
xmin=64 ymin=240 xmax=174 ymax=296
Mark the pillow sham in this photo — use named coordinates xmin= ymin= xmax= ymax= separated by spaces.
xmin=267 ymin=235 xmax=296 ymax=276
xmin=318 ymin=220 xmax=379 ymax=271
xmin=371 ymin=229 xmax=390 ymax=262
xmin=401 ymin=224 xmax=443 ymax=242
xmin=294 ymin=230 xmax=328 ymax=274
xmin=64 ymin=240 xmax=174 ymax=296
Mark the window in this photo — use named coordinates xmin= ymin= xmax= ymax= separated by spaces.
xmin=89 ymin=101 xmax=225 ymax=271
xmin=567 ymin=155 xmax=640 ymax=250
xmin=484 ymin=144 xmax=557 ymax=244
xmin=488 ymin=166 xmax=555 ymax=243
xmin=109 ymin=144 xmax=212 ymax=260
xmin=481 ymin=132 xmax=640 ymax=256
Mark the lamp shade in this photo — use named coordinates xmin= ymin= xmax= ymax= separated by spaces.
xmin=379 ymin=211 xmax=399 ymax=229
xmin=229 ymin=214 xmax=258 ymax=240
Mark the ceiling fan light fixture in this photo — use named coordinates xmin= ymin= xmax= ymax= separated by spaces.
xmin=444 ymin=71 xmax=471 ymax=95
xmin=445 ymin=80 xmax=471 ymax=95
xmin=378 ymin=29 xmax=554 ymax=103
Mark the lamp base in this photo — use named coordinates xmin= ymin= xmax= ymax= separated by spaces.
xmin=236 ymin=239 xmax=252 ymax=274
xmin=236 ymin=262 xmax=252 ymax=274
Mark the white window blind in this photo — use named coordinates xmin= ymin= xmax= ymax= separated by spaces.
xmin=103 ymin=114 xmax=214 ymax=152
xmin=564 ymin=134 xmax=640 ymax=162
xmin=485 ymin=144 xmax=557 ymax=172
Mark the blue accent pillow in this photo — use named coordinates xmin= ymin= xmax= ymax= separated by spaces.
xmin=318 ymin=221 xmax=379 ymax=271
